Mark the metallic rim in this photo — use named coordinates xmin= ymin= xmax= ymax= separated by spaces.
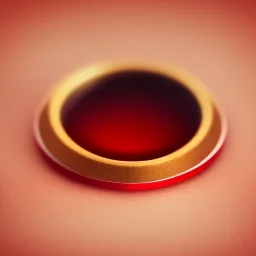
xmin=34 ymin=60 xmax=226 ymax=186
xmin=48 ymin=61 xmax=213 ymax=166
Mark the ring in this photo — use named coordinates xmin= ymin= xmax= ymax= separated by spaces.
xmin=34 ymin=60 xmax=227 ymax=190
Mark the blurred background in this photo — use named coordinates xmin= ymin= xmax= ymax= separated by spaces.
xmin=1 ymin=1 xmax=255 ymax=255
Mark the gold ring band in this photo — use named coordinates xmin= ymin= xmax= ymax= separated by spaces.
xmin=34 ymin=61 xmax=227 ymax=187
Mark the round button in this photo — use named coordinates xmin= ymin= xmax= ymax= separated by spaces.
xmin=34 ymin=61 xmax=227 ymax=190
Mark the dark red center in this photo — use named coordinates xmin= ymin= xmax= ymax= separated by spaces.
xmin=62 ymin=71 xmax=201 ymax=161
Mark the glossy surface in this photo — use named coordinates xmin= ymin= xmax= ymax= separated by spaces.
xmin=1 ymin=1 xmax=256 ymax=255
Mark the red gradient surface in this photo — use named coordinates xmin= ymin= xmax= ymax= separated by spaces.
xmin=1 ymin=1 xmax=256 ymax=256
xmin=63 ymin=71 xmax=201 ymax=161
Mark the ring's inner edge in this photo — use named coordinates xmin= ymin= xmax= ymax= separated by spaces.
xmin=61 ymin=70 xmax=202 ymax=161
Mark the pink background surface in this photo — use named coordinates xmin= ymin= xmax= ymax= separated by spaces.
xmin=1 ymin=0 xmax=256 ymax=255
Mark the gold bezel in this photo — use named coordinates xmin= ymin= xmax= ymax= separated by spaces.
xmin=35 ymin=60 xmax=224 ymax=183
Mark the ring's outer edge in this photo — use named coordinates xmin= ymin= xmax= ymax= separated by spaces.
xmin=33 ymin=62 xmax=227 ymax=189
